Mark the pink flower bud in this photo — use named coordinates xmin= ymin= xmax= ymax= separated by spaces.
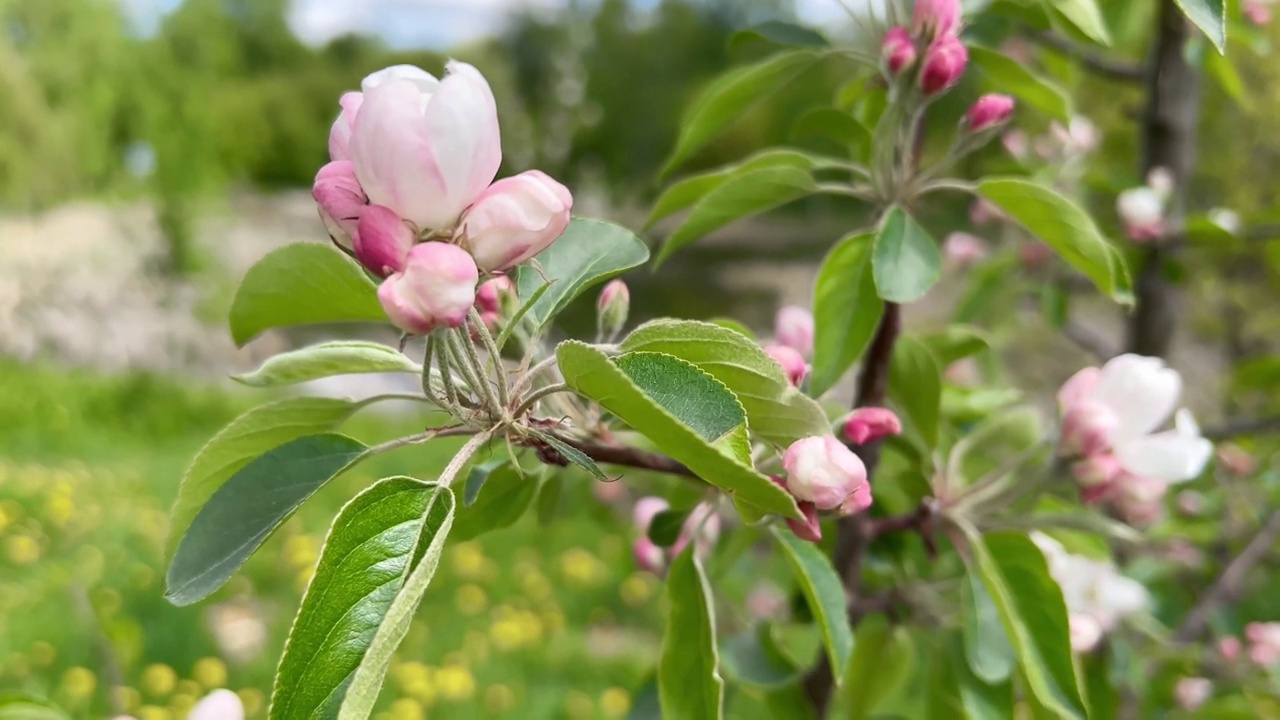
xmin=1175 ymin=489 xmax=1205 ymax=517
xmin=592 ymin=479 xmax=627 ymax=504
xmin=843 ymin=407 xmax=903 ymax=446
xmin=881 ymin=27 xmax=918 ymax=77
xmin=458 ymin=170 xmax=573 ymax=272
xmin=1217 ymin=443 xmax=1256 ymax=477
xmin=632 ymin=537 xmax=665 ymax=574
xmin=1174 ymin=677 xmax=1211 ymax=711
xmin=672 ymin=502 xmax=721 ymax=560
xmin=964 ymin=94 xmax=1015 ymax=132
xmin=746 ymin=582 xmax=789 ymax=620
xmin=912 ymin=0 xmax=962 ymax=40
xmin=1071 ymin=453 xmax=1122 ymax=489
xmin=475 ymin=276 xmax=514 ymax=315
xmin=771 ymin=476 xmax=822 ymax=542
xmin=1117 ymin=186 xmax=1166 ymax=242
xmin=377 ymin=242 xmax=479 ymax=334
xmin=354 ymin=205 xmax=415 ymax=277
xmin=919 ymin=35 xmax=968 ymax=96
xmin=328 ymin=92 xmax=363 ymax=162
xmin=1001 ymin=129 xmax=1029 ymax=159
xmin=765 ymin=344 xmax=808 ymax=387
xmin=942 ymin=232 xmax=988 ymax=267
xmin=774 ymin=305 xmax=814 ymax=358
xmin=632 ymin=497 xmax=669 ymax=530
xmin=1060 ymin=400 xmax=1119 ymax=457
xmin=1019 ymin=242 xmax=1053 ymax=267
xmin=1245 ymin=0 xmax=1273 ymax=26
xmin=969 ymin=198 xmax=1007 ymax=226
xmin=312 ymin=160 xmax=367 ymax=244
xmin=598 ymin=279 xmax=630 ymax=340
xmin=1218 ymin=636 xmax=1242 ymax=663
xmin=1069 ymin=614 xmax=1104 ymax=653
xmin=1113 ymin=474 xmax=1168 ymax=526
xmin=782 ymin=436 xmax=870 ymax=513
xmin=349 ymin=62 xmax=501 ymax=232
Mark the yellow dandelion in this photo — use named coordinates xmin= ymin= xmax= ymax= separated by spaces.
xmin=46 ymin=491 xmax=74 ymax=528
xmin=6 ymin=535 xmax=40 ymax=565
xmin=61 ymin=666 xmax=96 ymax=698
xmin=388 ymin=697 xmax=424 ymax=720
xmin=601 ymin=687 xmax=631 ymax=717
xmin=435 ymin=664 xmax=476 ymax=701
xmin=456 ymin=584 xmax=488 ymax=616
xmin=452 ymin=541 xmax=488 ymax=580
xmin=559 ymin=548 xmax=606 ymax=587
xmin=619 ymin=573 xmax=656 ymax=607
xmin=141 ymin=663 xmax=178 ymax=697
xmin=192 ymin=657 xmax=228 ymax=690
xmin=484 ymin=684 xmax=517 ymax=714
xmin=565 ymin=690 xmax=595 ymax=720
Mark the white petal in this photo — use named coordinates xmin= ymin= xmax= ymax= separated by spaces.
xmin=188 ymin=690 xmax=244 ymax=720
xmin=1115 ymin=431 xmax=1213 ymax=483
xmin=1093 ymin=354 xmax=1182 ymax=440
xmin=420 ymin=60 xmax=502 ymax=225
xmin=362 ymin=64 xmax=439 ymax=93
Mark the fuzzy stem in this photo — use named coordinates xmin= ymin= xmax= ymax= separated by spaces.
xmin=469 ymin=307 xmax=510 ymax=411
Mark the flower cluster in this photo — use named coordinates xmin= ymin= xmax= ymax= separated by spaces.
xmin=765 ymin=305 xmax=814 ymax=387
xmin=1057 ymin=354 xmax=1212 ymax=524
xmin=313 ymin=63 xmax=573 ymax=334
xmin=1219 ymin=622 xmax=1280 ymax=667
xmin=630 ymin=498 xmax=721 ymax=574
xmin=880 ymin=0 xmax=1013 ymax=131
xmin=1116 ymin=168 xmax=1173 ymax=243
xmin=1034 ymin=534 xmax=1150 ymax=653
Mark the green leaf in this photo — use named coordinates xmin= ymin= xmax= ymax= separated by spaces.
xmin=336 ymin=488 xmax=456 ymax=719
xmin=269 ymin=478 xmax=447 ymax=720
xmin=1046 ymin=0 xmax=1112 ymax=45
xmin=166 ymin=398 xmax=361 ymax=561
xmin=0 ymin=695 xmax=69 ymax=720
xmin=452 ymin=463 xmax=537 ymax=541
xmin=526 ymin=429 xmax=608 ymax=481
xmin=730 ymin=21 xmax=829 ymax=54
xmin=662 ymin=50 xmax=821 ymax=177
xmin=968 ymin=46 xmax=1072 ymax=123
xmin=648 ymin=509 xmax=691 ymax=548
xmin=515 ymin=219 xmax=649 ymax=334
xmin=556 ymin=341 xmax=800 ymax=519
xmin=841 ymin=614 xmax=916 ymax=719
xmin=1205 ymin=49 xmax=1245 ymax=106
xmin=232 ymin=341 xmax=419 ymax=388
xmin=947 ymin=408 xmax=1043 ymax=488
xmin=621 ymin=319 xmax=830 ymax=446
xmin=965 ymin=531 xmax=1087 ymax=720
xmin=888 ymin=337 xmax=942 ymax=447
xmin=229 ymin=243 xmax=386 ymax=347
xmin=977 ymin=178 xmax=1131 ymax=303
xmin=659 ymin=549 xmax=725 ymax=720
xmin=647 ymin=150 xmax=820 ymax=228
xmin=166 ymin=434 xmax=367 ymax=606
xmin=773 ymin=528 xmax=854 ymax=682
xmin=962 ymin=571 xmax=1015 ymax=684
xmin=535 ymin=474 xmax=564 ymax=525
xmin=791 ymin=108 xmax=872 ymax=159
xmin=720 ymin=625 xmax=801 ymax=688
xmin=810 ymin=232 xmax=882 ymax=397
xmin=873 ymin=206 xmax=941 ymax=304
xmin=921 ymin=325 xmax=991 ymax=368
xmin=657 ymin=167 xmax=817 ymax=266
xmin=616 ymin=353 xmax=745 ymax=444
xmin=463 ymin=459 xmax=508 ymax=507
xmin=1174 ymin=0 xmax=1226 ymax=53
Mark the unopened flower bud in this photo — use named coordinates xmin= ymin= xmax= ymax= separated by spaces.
xmin=1071 ymin=453 xmax=1122 ymax=489
xmin=964 ymin=94 xmax=1015 ymax=132
xmin=597 ymin=279 xmax=630 ymax=340
xmin=1059 ymin=401 xmax=1119 ymax=457
xmin=672 ymin=503 xmax=721 ymax=560
xmin=354 ymin=204 xmax=415 ymax=277
xmin=1019 ymin=242 xmax=1053 ymax=267
xmin=765 ymin=344 xmax=808 ymax=387
xmin=312 ymin=160 xmax=367 ymax=245
xmin=771 ymin=476 xmax=822 ymax=543
xmin=1219 ymin=636 xmax=1242 ymax=663
xmin=476 ymin=276 xmax=514 ymax=316
xmin=842 ymin=407 xmax=903 ymax=446
xmin=1175 ymin=489 xmax=1206 ymax=517
xmin=377 ymin=242 xmax=479 ymax=334
xmin=881 ymin=27 xmax=918 ymax=77
xmin=1175 ymin=678 xmax=1211 ymax=711
xmin=632 ymin=537 xmax=665 ymax=574
xmin=1245 ymin=0 xmax=1273 ymax=26
xmin=632 ymin=497 xmax=669 ymax=530
xmin=919 ymin=35 xmax=968 ymax=96
xmin=912 ymin=0 xmax=962 ymax=40
xmin=457 ymin=169 xmax=573 ymax=272
xmin=942 ymin=232 xmax=988 ymax=267
xmin=1117 ymin=187 xmax=1166 ymax=242
xmin=1216 ymin=442 xmax=1256 ymax=477
xmin=775 ymin=305 xmax=814 ymax=358
xmin=782 ymin=436 xmax=871 ymax=513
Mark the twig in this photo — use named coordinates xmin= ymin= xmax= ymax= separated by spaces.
xmin=1063 ymin=319 xmax=1118 ymax=360
xmin=1028 ymin=30 xmax=1144 ymax=82
xmin=1203 ymin=415 xmax=1280 ymax=441
xmin=1175 ymin=510 xmax=1280 ymax=641
xmin=546 ymin=435 xmax=700 ymax=480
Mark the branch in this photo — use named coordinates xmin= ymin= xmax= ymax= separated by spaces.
xmin=862 ymin=499 xmax=938 ymax=556
xmin=1028 ymin=30 xmax=1144 ymax=82
xmin=1175 ymin=510 xmax=1280 ymax=641
xmin=1203 ymin=415 xmax=1280 ymax=441
xmin=1064 ymin=319 xmax=1119 ymax=361
xmin=547 ymin=435 xmax=699 ymax=479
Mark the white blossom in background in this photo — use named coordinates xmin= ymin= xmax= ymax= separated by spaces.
xmin=1033 ymin=534 xmax=1150 ymax=652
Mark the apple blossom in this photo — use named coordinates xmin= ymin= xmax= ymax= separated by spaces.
xmin=475 ymin=275 xmax=514 ymax=316
xmin=771 ymin=475 xmax=823 ymax=543
xmin=1219 ymin=635 xmax=1243 ymax=663
xmin=919 ymin=35 xmax=968 ymax=96
xmin=1175 ymin=677 xmax=1212 ymax=711
xmin=912 ymin=0 xmax=962 ymax=40
xmin=1034 ymin=533 xmax=1149 ymax=652
xmin=782 ymin=436 xmax=871 ymax=513
xmin=765 ymin=344 xmax=808 ymax=387
xmin=597 ymin=279 xmax=630 ymax=340
xmin=964 ymin=94 xmax=1015 ymax=132
xmin=633 ymin=537 xmax=665 ymax=574
xmin=1117 ymin=186 xmax=1166 ymax=242
xmin=1001 ymin=129 xmax=1029 ymax=159
xmin=881 ymin=27 xmax=917 ymax=77
xmin=377 ymin=242 xmax=479 ymax=334
xmin=1245 ymin=0 xmax=1274 ymax=25
xmin=775 ymin=305 xmax=814 ymax=358
xmin=1209 ymin=207 xmax=1242 ymax=235
xmin=354 ymin=204 xmax=415 ymax=277
xmin=312 ymin=160 xmax=366 ymax=244
xmin=842 ymin=407 xmax=903 ymax=446
xmin=458 ymin=170 xmax=573 ymax=272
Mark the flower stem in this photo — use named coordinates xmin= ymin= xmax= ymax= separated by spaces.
xmin=469 ymin=307 xmax=510 ymax=411
xmin=448 ymin=329 xmax=496 ymax=416
xmin=514 ymin=382 xmax=570 ymax=418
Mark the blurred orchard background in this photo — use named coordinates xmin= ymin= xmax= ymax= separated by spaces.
xmin=3 ymin=0 xmax=1280 ymax=718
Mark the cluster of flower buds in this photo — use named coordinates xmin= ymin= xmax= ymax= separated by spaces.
xmin=1057 ymin=354 xmax=1212 ymax=525
xmin=1218 ymin=623 xmax=1280 ymax=669
xmin=1115 ymin=167 xmax=1173 ymax=243
xmin=765 ymin=305 xmax=814 ymax=387
xmin=631 ymin=498 xmax=721 ymax=574
xmin=1033 ymin=533 xmax=1150 ymax=653
xmin=313 ymin=63 xmax=573 ymax=335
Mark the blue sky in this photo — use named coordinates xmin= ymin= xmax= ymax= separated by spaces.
xmin=120 ymin=0 xmax=863 ymax=49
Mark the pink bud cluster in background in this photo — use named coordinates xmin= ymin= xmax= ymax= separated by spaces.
xmin=313 ymin=63 xmax=573 ymax=334
xmin=1218 ymin=623 xmax=1280 ymax=668
xmin=1057 ymin=354 xmax=1212 ymax=525
xmin=1244 ymin=0 xmax=1276 ymax=26
xmin=630 ymin=498 xmax=721 ymax=574
xmin=766 ymin=305 xmax=815 ymax=387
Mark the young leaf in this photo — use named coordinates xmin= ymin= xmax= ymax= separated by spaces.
xmin=166 ymin=398 xmax=361 ymax=561
xmin=662 ymin=50 xmax=821 ymax=177
xmin=841 ymin=614 xmax=916 ymax=719
xmin=921 ymin=325 xmax=991 ymax=368
xmin=947 ymin=408 xmax=1043 ymax=488
xmin=790 ymin=108 xmax=872 ymax=160
xmin=729 ymin=21 xmax=829 ymax=54
xmin=968 ymin=46 xmax=1072 ymax=123
xmin=166 ymin=434 xmax=367 ymax=606
xmin=535 ymin=474 xmax=564 ymax=525
xmin=526 ymin=429 xmax=608 ymax=481
xmin=657 ymin=166 xmax=817 ymax=266
xmin=962 ymin=571 xmax=1015 ymax=684
xmin=463 ymin=459 xmax=509 ymax=507
xmin=229 ymin=243 xmax=386 ymax=347
xmin=977 ymin=178 xmax=1131 ymax=304
xmin=873 ymin=206 xmax=941 ymax=303
xmin=1047 ymin=0 xmax=1112 ymax=45
xmin=451 ymin=463 xmax=538 ymax=541
xmin=659 ymin=549 xmax=725 ymax=720
xmin=720 ymin=624 xmax=802 ymax=688
xmin=268 ymin=478 xmax=447 ymax=720
xmin=772 ymin=528 xmax=854 ymax=682
xmin=556 ymin=341 xmax=800 ymax=519
xmin=336 ymin=488 xmax=456 ymax=719
xmin=620 ymin=319 xmax=830 ymax=445
xmin=1173 ymin=0 xmax=1226 ymax=54
xmin=888 ymin=337 xmax=942 ymax=447
xmin=514 ymin=219 xmax=649 ymax=334
xmin=965 ymin=531 xmax=1087 ymax=720
xmin=0 ymin=694 xmax=70 ymax=720
xmin=810 ymin=232 xmax=882 ymax=397
xmin=648 ymin=509 xmax=692 ymax=548
xmin=647 ymin=149 xmax=819 ymax=228
xmin=232 ymin=341 xmax=419 ymax=387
